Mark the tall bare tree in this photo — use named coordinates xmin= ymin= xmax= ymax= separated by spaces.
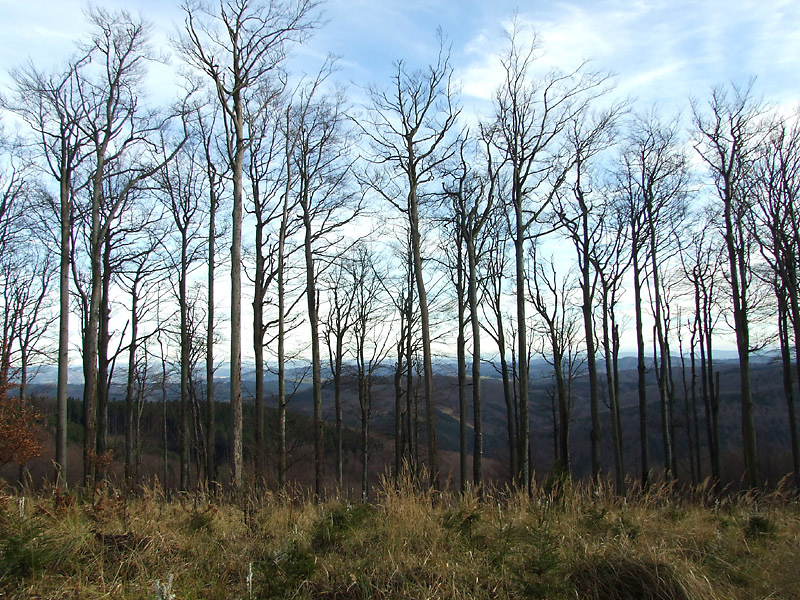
xmin=751 ymin=111 xmax=800 ymax=486
xmin=489 ymin=23 xmax=609 ymax=489
xmin=155 ymin=131 xmax=211 ymax=490
xmin=553 ymin=107 xmax=620 ymax=479
xmin=290 ymin=72 xmax=359 ymax=497
xmin=360 ymin=39 xmax=459 ymax=488
xmin=693 ymin=82 xmax=767 ymax=488
xmin=4 ymin=53 xmax=91 ymax=486
xmin=443 ymin=134 xmax=501 ymax=490
xmin=180 ymin=0 xmax=321 ymax=487
xmin=68 ymin=8 xmax=185 ymax=484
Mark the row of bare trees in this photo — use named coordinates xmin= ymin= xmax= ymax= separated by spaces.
xmin=1 ymin=2 xmax=799 ymax=494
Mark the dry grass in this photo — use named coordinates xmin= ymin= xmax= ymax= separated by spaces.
xmin=1 ymin=474 xmax=799 ymax=599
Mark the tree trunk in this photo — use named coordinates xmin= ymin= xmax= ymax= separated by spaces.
xmin=180 ymin=240 xmax=191 ymax=491
xmin=577 ymin=189 xmax=600 ymax=480
xmin=514 ymin=198 xmax=530 ymax=491
xmin=408 ymin=181 xmax=438 ymax=489
xmin=253 ymin=201 xmax=266 ymax=485
xmin=778 ymin=290 xmax=800 ymax=487
xmin=82 ymin=167 xmax=105 ymax=486
xmin=632 ymin=247 xmax=649 ymax=487
xmin=125 ymin=282 xmax=139 ymax=489
xmin=602 ymin=294 xmax=624 ymax=494
xmin=96 ymin=242 xmax=112 ymax=475
xmin=467 ymin=239 xmax=482 ymax=490
xmin=56 ymin=176 xmax=70 ymax=488
xmin=334 ymin=333 xmax=344 ymax=490
xmin=456 ymin=244 xmax=468 ymax=493
xmin=724 ymin=205 xmax=758 ymax=487
xmin=301 ymin=189 xmax=324 ymax=498
xmin=230 ymin=94 xmax=244 ymax=489
xmin=206 ymin=188 xmax=216 ymax=488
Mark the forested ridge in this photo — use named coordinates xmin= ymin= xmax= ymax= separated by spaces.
xmin=2 ymin=0 xmax=800 ymax=498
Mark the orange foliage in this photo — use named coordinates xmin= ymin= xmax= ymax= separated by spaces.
xmin=0 ymin=384 xmax=44 ymax=468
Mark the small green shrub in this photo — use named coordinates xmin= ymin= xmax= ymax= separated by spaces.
xmin=311 ymin=502 xmax=375 ymax=553
xmin=0 ymin=517 xmax=64 ymax=584
xmin=254 ymin=541 xmax=316 ymax=599
xmin=744 ymin=513 xmax=775 ymax=539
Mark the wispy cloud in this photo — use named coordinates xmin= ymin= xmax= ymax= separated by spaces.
xmin=456 ymin=0 xmax=800 ymax=113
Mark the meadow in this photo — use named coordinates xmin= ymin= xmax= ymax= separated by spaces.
xmin=2 ymin=475 xmax=799 ymax=599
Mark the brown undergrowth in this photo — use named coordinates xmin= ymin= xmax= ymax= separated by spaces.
xmin=1 ymin=474 xmax=798 ymax=599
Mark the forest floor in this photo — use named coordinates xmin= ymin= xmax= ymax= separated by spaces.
xmin=1 ymin=474 xmax=799 ymax=599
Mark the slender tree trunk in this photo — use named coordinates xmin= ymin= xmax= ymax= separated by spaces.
xmin=724 ymin=207 xmax=758 ymax=487
xmin=206 ymin=190 xmax=216 ymax=488
xmin=301 ymin=187 xmax=324 ymax=497
xmin=56 ymin=176 xmax=70 ymax=488
xmin=408 ymin=181 xmax=438 ymax=488
xmin=456 ymin=245 xmax=467 ymax=493
xmin=602 ymin=294 xmax=624 ymax=494
xmin=467 ymin=240 xmax=482 ymax=489
xmin=494 ymin=303 xmax=517 ymax=480
xmin=358 ymin=350 xmax=369 ymax=501
xmin=514 ymin=197 xmax=530 ymax=491
xmin=778 ymin=290 xmax=800 ymax=487
xmin=554 ymin=346 xmax=569 ymax=474
xmin=649 ymin=234 xmax=673 ymax=479
xmin=125 ymin=282 xmax=139 ymax=489
xmin=96 ymin=243 xmax=112 ymax=473
xmin=334 ymin=333 xmax=344 ymax=490
xmin=253 ymin=205 xmax=266 ymax=485
xmin=704 ymin=299 xmax=720 ymax=481
xmin=405 ymin=282 xmax=417 ymax=471
xmin=230 ymin=95 xmax=245 ymax=489
xmin=180 ymin=241 xmax=191 ymax=491
xmin=277 ymin=226 xmax=287 ymax=488
xmin=577 ymin=191 xmax=600 ymax=480
xmin=783 ymin=263 xmax=800 ymax=489
xmin=83 ymin=173 xmax=104 ymax=486
xmin=394 ymin=327 xmax=404 ymax=481
xmin=680 ymin=329 xmax=696 ymax=485
xmin=632 ymin=247 xmax=649 ymax=487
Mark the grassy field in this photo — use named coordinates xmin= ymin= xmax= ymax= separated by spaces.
xmin=1 ymin=474 xmax=799 ymax=599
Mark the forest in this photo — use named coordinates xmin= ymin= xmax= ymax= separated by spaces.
xmin=1 ymin=0 xmax=799 ymax=500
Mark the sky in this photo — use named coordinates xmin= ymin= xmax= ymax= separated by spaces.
xmin=1 ymin=0 xmax=798 ymax=359
xmin=1 ymin=0 xmax=799 ymax=118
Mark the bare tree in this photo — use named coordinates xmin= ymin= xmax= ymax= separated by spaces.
xmin=553 ymin=106 xmax=620 ymax=479
xmin=693 ymin=82 xmax=767 ymax=488
xmin=480 ymin=217 xmax=518 ymax=480
xmin=245 ymin=87 xmax=285 ymax=484
xmin=488 ymin=22 xmax=609 ymax=489
xmin=359 ymin=38 xmax=460 ymax=488
xmin=612 ymin=111 xmax=689 ymax=485
xmin=179 ymin=0 xmax=321 ymax=487
xmin=155 ymin=131 xmax=210 ymax=490
xmin=64 ymin=7 xmax=187 ymax=484
xmin=117 ymin=233 xmax=164 ymax=489
xmin=443 ymin=133 xmax=501 ymax=490
xmin=290 ymin=70 xmax=360 ymax=497
xmin=678 ymin=213 xmax=723 ymax=482
xmin=592 ymin=202 xmax=631 ymax=494
xmin=4 ymin=53 xmax=91 ymax=486
xmin=345 ymin=243 xmax=392 ymax=500
xmin=751 ymin=110 xmax=800 ymax=486
xmin=196 ymin=102 xmax=228 ymax=488
xmin=528 ymin=252 xmax=583 ymax=476
xmin=322 ymin=255 xmax=357 ymax=490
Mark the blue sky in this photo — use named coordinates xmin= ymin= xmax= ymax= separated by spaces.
xmin=1 ymin=0 xmax=797 ymax=358
xmin=1 ymin=0 xmax=798 ymax=117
